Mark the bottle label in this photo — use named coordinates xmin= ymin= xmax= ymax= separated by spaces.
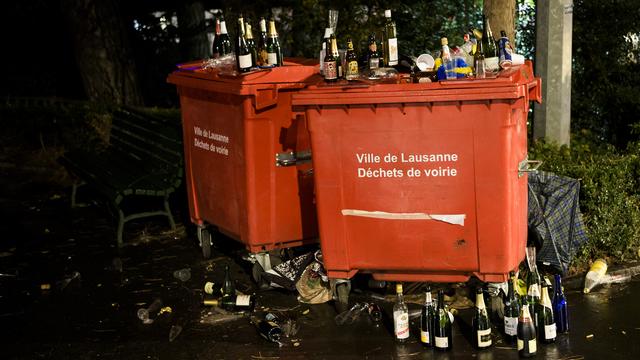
xmin=435 ymin=336 xmax=448 ymax=348
xmin=387 ymin=38 xmax=398 ymax=65
xmin=420 ymin=330 xmax=430 ymax=344
xmin=347 ymin=61 xmax=359 ymax=78
xmin=369 ymin=57 xmax=379 ymax=70
xmin=324 ymin=61 xmax=337 ymax=79
xmin=544 ymin=324 xmax=557 ymax=340
xmin=337 ymin=63 xmax=343 ymax=78
xmin=504 ymin=316 xmax=518 ymax=336
xmin=393 ymin=311 xmax=409 ymax=339
xmin=238 ymin=54 xmax=252 ymax=69
xmin=477 ymin=328 xmax=492 ymax=347
xmin=267 ymin=52 xmax=278 ymax=66
xmin=236 ymin=294 xmax=251 ymax=306
xmin=517 ymin=338 xmax=537 ymax=353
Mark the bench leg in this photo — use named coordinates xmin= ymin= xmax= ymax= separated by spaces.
xmin=164 ymin=196 xmax=176 ymax=230
xmin=117 ymin=208 xmax=125 ymax=248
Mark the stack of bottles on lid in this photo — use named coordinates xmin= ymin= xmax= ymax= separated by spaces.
xmin=402 ymin=254 xmax=570 ymax=357
xmin=318 ymin=8 xmax=526 ymax=83
xmin=207 ymin=12 xmax=283 ymax=73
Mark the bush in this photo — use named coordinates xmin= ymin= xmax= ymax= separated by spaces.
xmin=529 ymin=135 xmax=640 ymax=269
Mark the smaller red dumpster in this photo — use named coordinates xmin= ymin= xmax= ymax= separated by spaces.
xmin=292 ymin=62 xmax=542 ymax=283
xmin=167 ymin=59 xmax=319 ymax=256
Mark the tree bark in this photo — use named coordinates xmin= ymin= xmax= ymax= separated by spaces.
xmin=484 ymin=0 xmax=516 ymax=44
xmin=61 ymin=0 xmax=143 ymax=106
xmin=177 ymin=1 xmax=209 ymax=61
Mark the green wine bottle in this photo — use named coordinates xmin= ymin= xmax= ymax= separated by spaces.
xmin=517 ymin=298 xmax=537 ymax=358
xmin=434 ymin=289 xmax=452 ymax=351
xmin=266 ymin=19 xmax=282 ymax=67
xmin=235 ymin=16 xmax=252 ymax=73
xmin=472 ymin=288 xmax=492 ymax=349
xmin=382 ymin=9 xmax=398 ymax=66
xmin=420 ymin=286 xmax=435 ymax=347
xmin=503 ymin=271 xmax=521 ymax=343
xmin=538 ymin=280 xmax=557 ymax=343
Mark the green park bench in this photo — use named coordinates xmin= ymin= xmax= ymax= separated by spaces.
xmin=59 ymin=107 xmax=184 ymax=247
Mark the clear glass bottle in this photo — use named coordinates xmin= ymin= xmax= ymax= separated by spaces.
xmin=382 ymin=9 xmax=398 ymax=66
xmin=393 ymin=283 xmax=410 ymax=342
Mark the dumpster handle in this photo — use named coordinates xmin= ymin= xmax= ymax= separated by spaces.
xmin=518 ymin=159 xmax=542 ymax=177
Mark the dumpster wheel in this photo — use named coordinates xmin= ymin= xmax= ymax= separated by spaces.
xmin=197 ymin=226 xmax=213 ymax=259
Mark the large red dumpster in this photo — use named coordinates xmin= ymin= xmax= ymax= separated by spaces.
xmin=167 ymin=60 xmax=319 ymax=256
xmin=292 ymin=62 xmax=541 ymax=283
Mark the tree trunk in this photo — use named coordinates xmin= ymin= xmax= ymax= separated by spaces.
xmin=484 ymin=0 xmax=516 ymax=44
xmin=177 ymin=1 xmax=209 ymax=61
xmin=61 ymin=0 xmax=143 ymax=106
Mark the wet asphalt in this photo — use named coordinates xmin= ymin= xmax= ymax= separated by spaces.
xmin=1 ymin=157 xmax=640 ymax=360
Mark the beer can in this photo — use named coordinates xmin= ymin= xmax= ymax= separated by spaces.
xmin=498 ymin=35 xmax=513 ymax=68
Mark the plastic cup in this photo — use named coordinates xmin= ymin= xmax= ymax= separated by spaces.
xmin=512 ymin=53 xmax=525 ymax=66
xmin=416 ymin=54 xmax=435 ymax=71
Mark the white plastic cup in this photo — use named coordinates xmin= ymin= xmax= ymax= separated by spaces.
xmin=512 ymin=53 xmax=525 ymax=66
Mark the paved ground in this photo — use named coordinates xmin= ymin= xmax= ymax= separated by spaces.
xmin=1 ymin=142 xmax=640 ymax=359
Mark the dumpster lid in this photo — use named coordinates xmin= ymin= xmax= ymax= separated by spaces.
xmin=291 ymin=61 xmax=541 ymax=106
xmin=167 ymin=58 xmax=318 ymax=86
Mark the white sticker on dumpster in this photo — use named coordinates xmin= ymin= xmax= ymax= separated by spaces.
xmin=193 ymin=126 xmax=229 ymax=156
xmin=341 ymin=209 xmax=465 ymax=226
xmin=355 ymin=152 xmax=459 ymax=178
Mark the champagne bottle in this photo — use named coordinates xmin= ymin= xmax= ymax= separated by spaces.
xmin=257 ymin=17 xmax=268 ymax=66
xmin=345 ymin=37 xmax=359 ymax=81
xmin=434 ymin=289 xmax=453 ymax=351
xmin=393 ymin=283 xmax=410 ymax=342
xmin=526 ymin=262 xmax=541 ymax=329
xmin=329 ymin=34 xmax=343 ymax=79
xmin=366 ymin=33 xmax=380 ymax=70
xmin=472 ymin=288 xmax=492 ymax=349
xmin=420 ymin=286 xmax=435 ymax=347
xmin=319 ymin=28 xmax=332 ymax=75
xmin=473 ymin=30 xmax=486 ymax=79
xmin=517 ymin=299 xmax=537 ymax=358
xmin=266 ymin=19 xmax=282 ymax=67
xmin=222 ymin=264 xmax=235 ymax=297
xmin=482 ymin=15 xmax=498 ymax=71
xmin=553 ymin=274 xmax=569 ymax=333
xmin=382 ymin=9 xmax=398 ymax=67
xmin=236 ymin=16 xmax=252 ymax=73
xmin=211 ymin=17 xmax=222 ymax=58
xmin=245 ymin=20 xmax=258 ymax=67
xmin=203 ymin=293 xmax=255 ymax=312
xmin=503 ymin=271 xmax=521 ymax=343
xmin=213 ymin=16 xmax=232 ymax=58
xmin=323 ymin=36 xmax=338 ymax=82
xmin=538 ymin=280 xmax=557 ymax=343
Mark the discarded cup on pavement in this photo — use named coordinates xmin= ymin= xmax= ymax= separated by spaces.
xmin=137 ymin=298 xmax=163 ymax=324
xmin=173 ymin=268 xmax=191 ymax=282
xmin=583 ymin=259 xmax=608 ymax=293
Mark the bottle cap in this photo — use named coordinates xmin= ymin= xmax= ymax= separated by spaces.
xmin=324 ymin=28 xmax=333 ymax=38
xmin=385 ymin=9 xmax=391 ymax=18
xmin=396 ymin=283 xmax=403 ymax=293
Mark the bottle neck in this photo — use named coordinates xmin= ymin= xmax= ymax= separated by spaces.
xmin=541 ymin=286 xmax=552 ymax=308
xmin=554 ymin=275 xmax=563 ymax=295
xmin=268 ymin=21 xmax=278 ymax=38
xmin=220 ymin=21 xmax=228 ymax=35
xmin=425 ymin=291 xmax=432 ymax=305
xmin=476 ymin=291 xmax=486 ymax=310
xmin=260 ymin=19 xmax=267 ymax=32
xmin=330 ymin=38 xmax=338 ymax=56
xmin=246 ymin=24 xmax=254 ymax=40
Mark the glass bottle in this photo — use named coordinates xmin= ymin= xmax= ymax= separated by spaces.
xmin=256 ymin=17 xmax=268 ymax=66
xmin=323 ymin=36 xmax=338 ymax=82
xmin=222 ymin=264 xmax=235 ymax=297
xmin=393 ymin=283 xmax=410 ymax=342
xmin=441 ymin=37 xmax=455 ymax=80
xmin=482 ymin=15 xmax=498 ymax=71
xmin=382 ymin=9 xmax=398 ymax=67
xmin=235 ymin=15 xmax=252 ymax=73
xmin=245 ymin=20 xmax=257 ymax=68
xmin=472 ymin=288 xmax=492 ymax=349
xmin=473 ymin=31 xmax=486 ymax=79
xmin=420 ymin=286 xmax=435 ymax=347
xmin=526 ymin=251 xmax=541 ymax=329
xmin=434 ymin=289 xmax=453 ymax=351
xmin=214 ymin=16 xmax=232 ymax=58
xmin=504 ymin=271 xmax=521 ymax=343
xmin=266 ymin=19 xmax=282 ymax=67
xmin=367 ymin=33 xmax=380 ymax=70
xmin=211 ymin=17 xmax=222 ymax=58
xmin=517 ymin=298 xmax=537 ymax=358
xmin=345 ymin=38 xmax=359 ymax=81
xmin=553 ymin=274 xmax=569 ymax=333
xmin=538 ymin=280 xmax=557 ymax=343
xmin=204 ymin=293 xmax=254 ymax=312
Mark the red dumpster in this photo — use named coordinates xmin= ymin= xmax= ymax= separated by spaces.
xmin=167 ymin=60 xmax=319 ymax=257
xmin=292 ymin=61 xmax=542 ymax=283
